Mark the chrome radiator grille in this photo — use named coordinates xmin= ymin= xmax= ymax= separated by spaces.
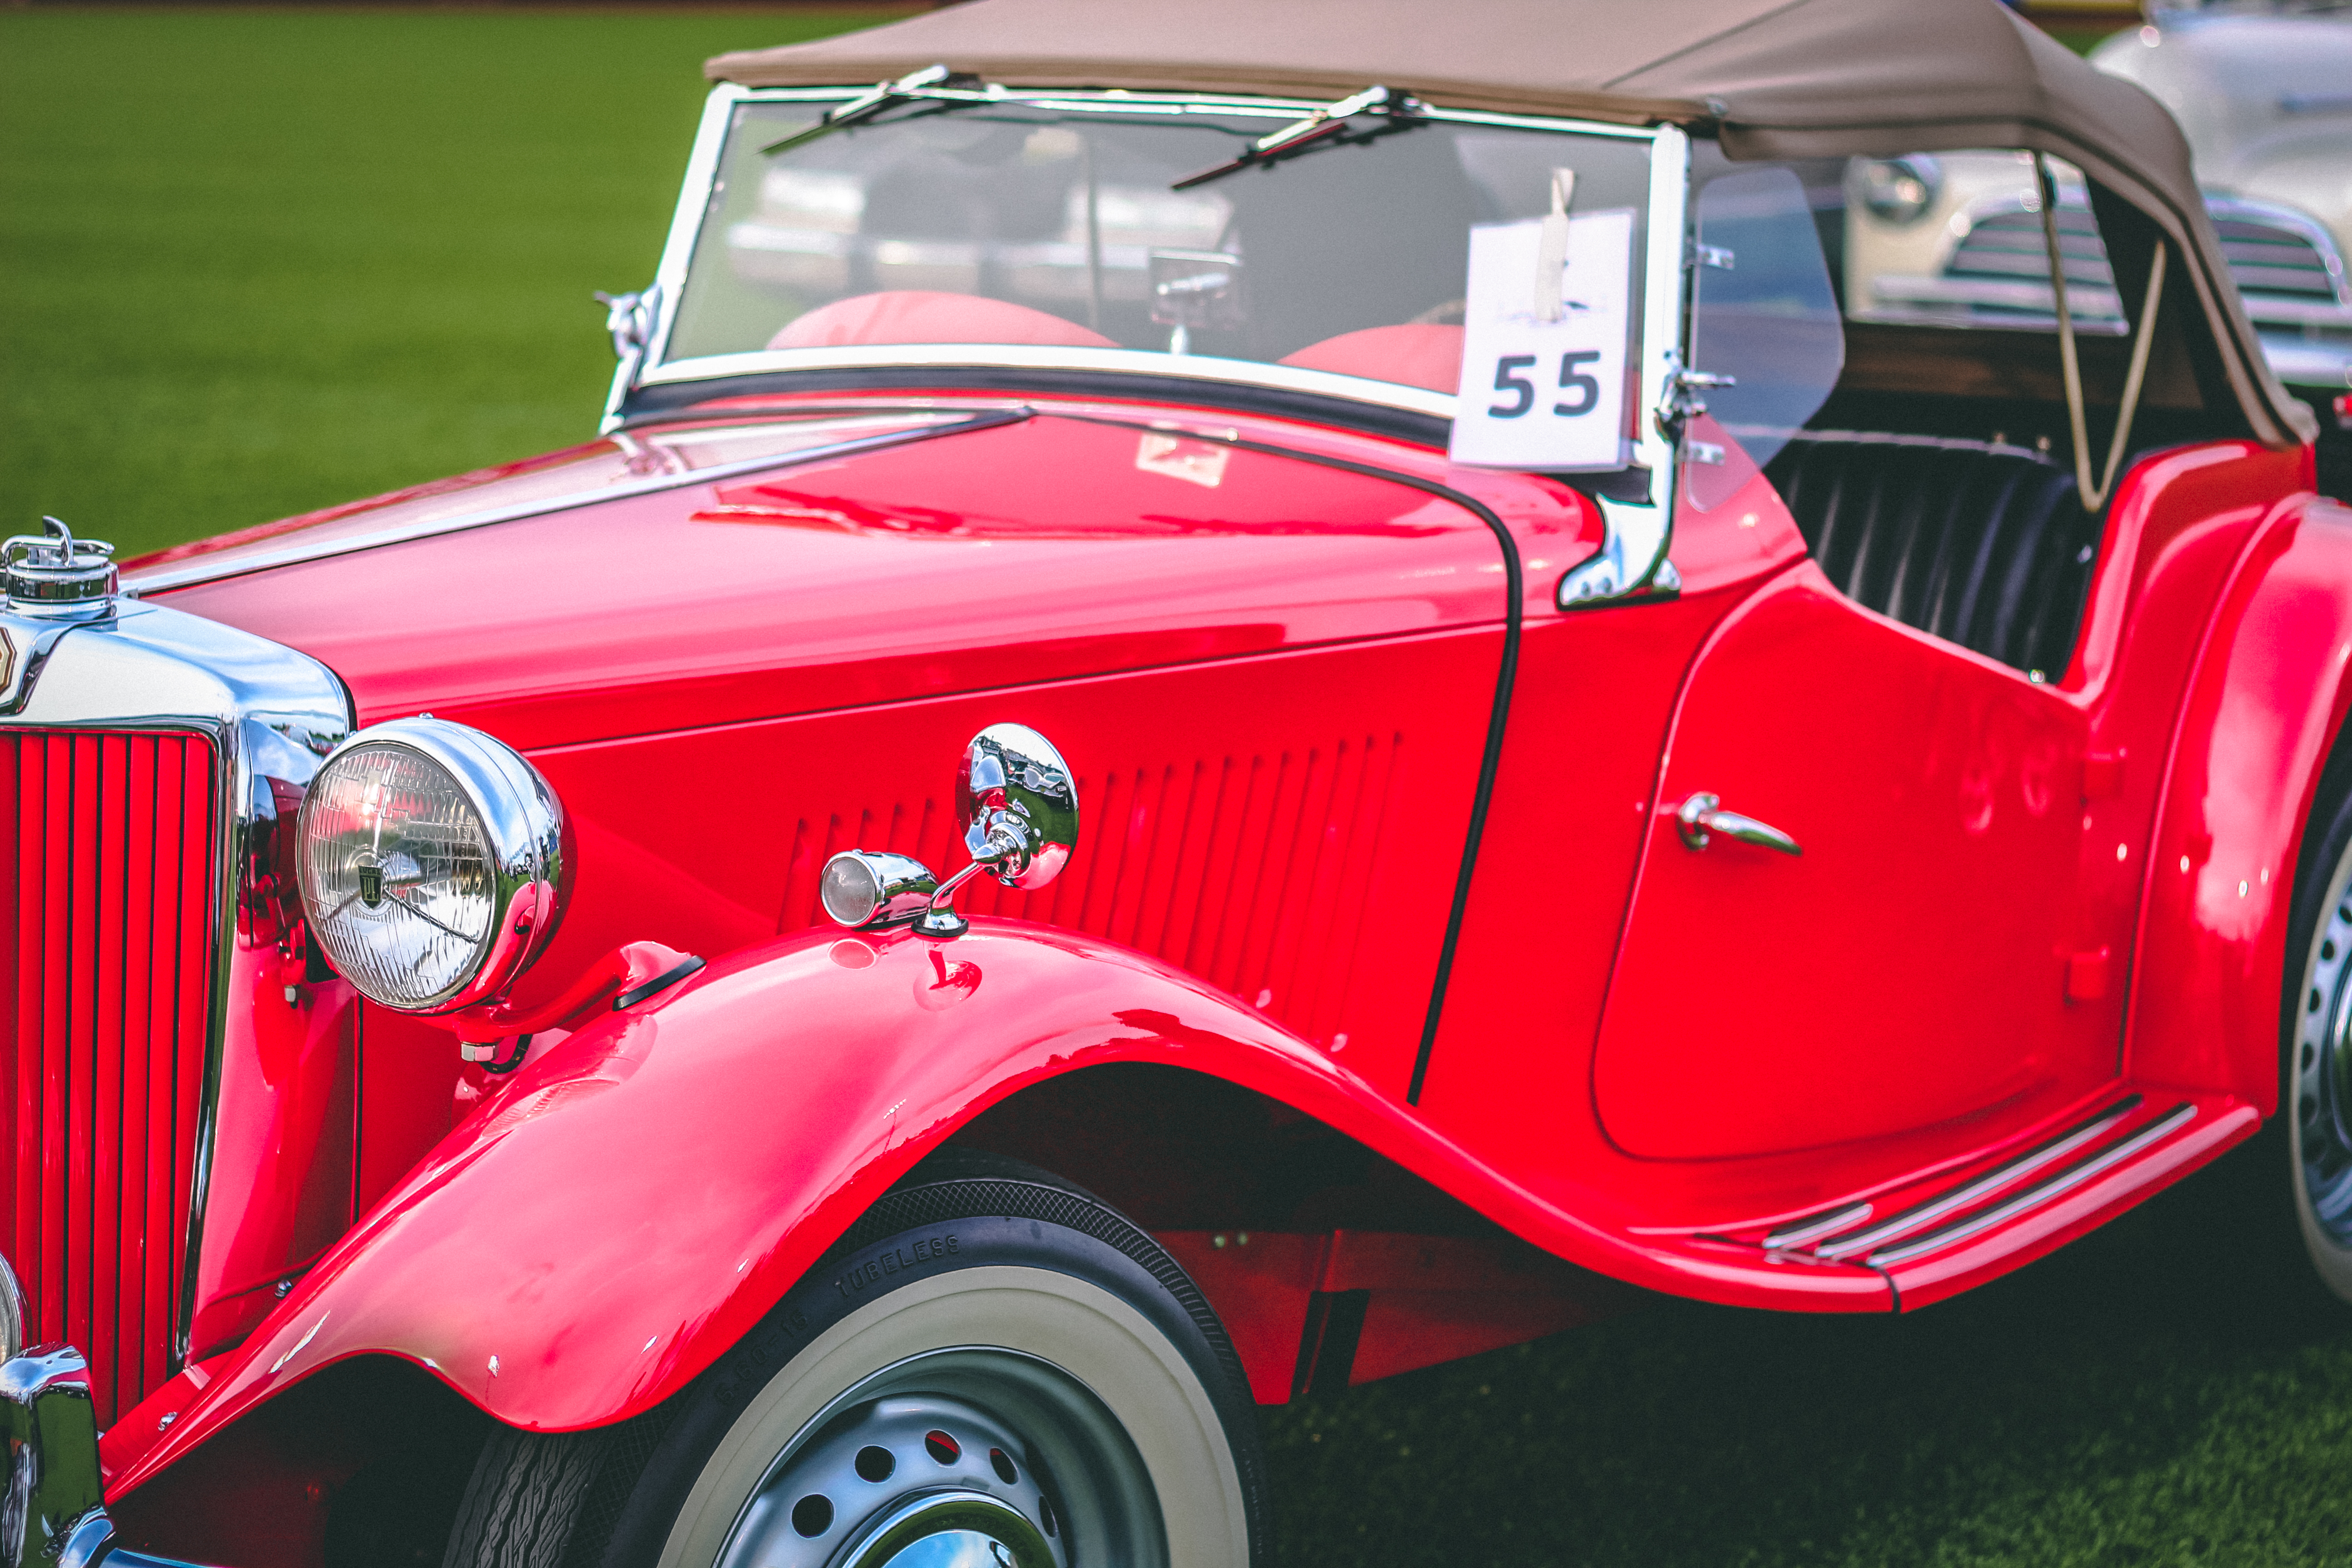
xmin=1 ymin=728 xmax=216 ymax=1425
xmin=1944 ymin=205 xmax=2125 ymax=326
xmin=2210 ymin=206 xmax=2351 ymax=323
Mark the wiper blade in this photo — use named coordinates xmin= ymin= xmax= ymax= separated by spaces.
xmin=762 ymin=63 xmax=997 ymax=155
xmin=1171 ymin=84 xmax=1425 ymax=191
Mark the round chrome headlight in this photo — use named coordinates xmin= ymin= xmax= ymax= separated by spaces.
xmin=1853 ymin=154 xmax=1942 ymax=226
xmin=296 ymin=717 xmax=570 ymax=1013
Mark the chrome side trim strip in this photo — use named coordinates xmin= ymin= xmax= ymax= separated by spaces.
xmin=122 ymin=410 xmax=1023 ymax=596
xmin=1762 ymin=1201 xmax=1872 ymax=1251
xmin=1813 ymin=1096 xmax=2142 ymax=1259
xmin=1867 ymin=1102 xmax=2198 ymax=1268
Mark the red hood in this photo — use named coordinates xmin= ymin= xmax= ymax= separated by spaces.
xmin=143 ymin=399 xmax=1595 ymax=752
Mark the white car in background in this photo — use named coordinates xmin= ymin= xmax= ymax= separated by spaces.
xmin=2097 ymin=1 xmax=2352 ymax=388
xmin=1845 ymin=1 xmax=2352 ymax=393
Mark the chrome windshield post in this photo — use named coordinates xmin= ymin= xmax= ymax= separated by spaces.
xmin=594 ymin=282 xmax=662 ymax=422
xmin=1557 ymin=122 xmax=1690 ymax=609
xmin=603 ymin=82 xmax=743 ymax=433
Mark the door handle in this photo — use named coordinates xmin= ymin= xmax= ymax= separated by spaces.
xmin=1675 ymin=791 xmax=1802 ymax=856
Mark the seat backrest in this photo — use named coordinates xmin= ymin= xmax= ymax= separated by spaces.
xmin=1761 ymin=430 xmax=2102 ymax=679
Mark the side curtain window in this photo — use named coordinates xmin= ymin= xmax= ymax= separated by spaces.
xmin=1685 ymin=157 xmax=1845 ymax=509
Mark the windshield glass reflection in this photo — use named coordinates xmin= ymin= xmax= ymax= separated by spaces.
xmin=663 ymin=97 xmax=1653 ymax=403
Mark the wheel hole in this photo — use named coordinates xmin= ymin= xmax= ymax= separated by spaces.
xmin=2325 ymin=940 xmax=2338 ymax=961
xmin=792 ymin=1495 xmax=834 ymax=1538
xmin=990 ymin=1447 xmax=1018 ymax=1484
xmin=2306 ymin=1043 xmax=2319 ymax=1071
xmin=1039 ymin=1494 xmax=1058 ymax=1538
xmin=925 ymin=1429 xmax=961 ymax=1465
xmin=2302 ymin=1095 xmax=2322 ymax=1124
xmin=855 ymin=1445 xmax=896 ymax=1483
xmin=2311 ymin=988 xmax=2325 ymax=1015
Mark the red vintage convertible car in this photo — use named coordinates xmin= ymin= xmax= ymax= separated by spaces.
xmin=8 ymin=0 xmax=2352 ymax=1563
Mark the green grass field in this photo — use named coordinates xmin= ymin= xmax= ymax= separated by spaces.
xmin=7 ymin=11 xmax=2352 ymax=1564
xmin=1271 ymin=1173 xmax=2352 ymax=1567
xmin=0 ymin=7 xmax=889 ymax=560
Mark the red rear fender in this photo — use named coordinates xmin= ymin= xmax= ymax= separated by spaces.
xmin=2128 ymin=495 xmax=2352 ymax=1103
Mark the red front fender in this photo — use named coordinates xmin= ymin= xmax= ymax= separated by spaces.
xmin=101 ymin=919 xmax=1584 ymax=1494
xmin=2127 ymin=494 xmax=2352 ymax=1104
xmin=110 ymin=890 xmax=1913 ymax=1498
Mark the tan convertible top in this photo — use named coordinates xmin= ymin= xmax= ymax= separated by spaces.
xmin=709 ymin=0 xmax=2317 ymax=445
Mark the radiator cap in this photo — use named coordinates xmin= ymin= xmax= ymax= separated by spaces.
xmin=5 ymin=517 xmax=117 ymax=617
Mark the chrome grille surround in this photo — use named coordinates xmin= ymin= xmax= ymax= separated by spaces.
xmin=0 ymin=598 xmax=349 ymax=1390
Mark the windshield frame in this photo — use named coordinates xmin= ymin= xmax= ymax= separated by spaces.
xmin=613 ymin=82 xmax=1690 ymax=510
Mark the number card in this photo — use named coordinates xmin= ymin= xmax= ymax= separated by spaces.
xmin=1448 ymin=208 xmax=1635 ymax=471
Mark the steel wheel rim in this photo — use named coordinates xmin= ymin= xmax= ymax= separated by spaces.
xmin=712 ymin=1348 xmax=1161 ymax=1568
xmin=2297 ymin=854 xmax=2352 ymax=1248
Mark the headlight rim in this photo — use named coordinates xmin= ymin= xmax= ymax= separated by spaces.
xmin=295 ymin=715 xmax=572 ymax=1014
xmin=1853 ymin=153 xmax=1944 ymax=227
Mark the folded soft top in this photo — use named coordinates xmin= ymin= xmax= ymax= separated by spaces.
xmin=708 ymin=0 xmax=2315 ymax=446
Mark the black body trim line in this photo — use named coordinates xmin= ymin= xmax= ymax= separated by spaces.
xmin=1044 ymin=412 xmax=1524 ymax=1105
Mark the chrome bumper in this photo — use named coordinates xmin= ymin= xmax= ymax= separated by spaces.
xmin=2 ymin=1256 xmax=208 ymax=1568
xmin=1 ymin=1347 xmax=213 ymax=1568
xmin=2 ymin=1342 xmax=111 ymax=1568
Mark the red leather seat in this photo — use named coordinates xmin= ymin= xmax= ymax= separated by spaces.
xmin=1277 ymin=324 xmax=1463 ymax=394
xmin=769 ymin=292 xmax=1118 ymax=351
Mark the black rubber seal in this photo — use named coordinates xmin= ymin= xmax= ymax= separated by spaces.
xmin=612 ymin=955 xmax=706 ymax=1011
xmin=618 ymin=363 xmax=1452 ymax=450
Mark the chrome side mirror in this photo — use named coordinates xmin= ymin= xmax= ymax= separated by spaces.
xmin=821 ymin=723 xmax=1078 ymax=940
xmin=957 ymin=723 xmax=1078 ymax=892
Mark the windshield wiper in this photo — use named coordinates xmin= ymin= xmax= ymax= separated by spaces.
xmin=763 ymin=63 xmax=997 ymax=155
xmin=1171 ymin=84 xmax=1425 ymax=191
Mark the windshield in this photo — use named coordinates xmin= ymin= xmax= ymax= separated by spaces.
xmin=660 ymin=94 xmax=1654 ymax=409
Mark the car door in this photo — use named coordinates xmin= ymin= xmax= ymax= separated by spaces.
xmin=1591 ymin=566 xmax=2112 ymax=1159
